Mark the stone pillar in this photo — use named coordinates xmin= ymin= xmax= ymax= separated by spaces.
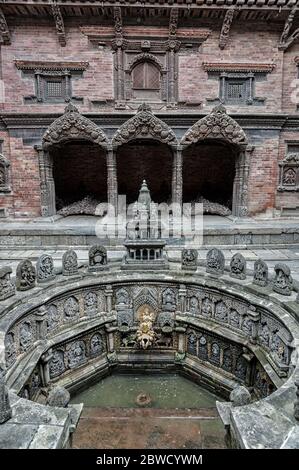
xmin=35 ymin=306 xmax=47 ymax=341
xmin=178 ymin=284 xmax=187 ymax=314
xmin=40 ymin=349 xmax=53 ymax=386
xmin=104 ymin=285 xmax=114 ymax=316
xmin=172 ymin=146 xmax=183 ymax=206
xmin=107 ymin=147 xmax=118 ymax=213
xmin=232 ymin=145 xmax=254 ymax=218
xmin=247 ymin=305 xmax=260 ymax=345
xmin=35 ymin=145 xmax=56 ymax=217
xmin=167 ymin=40 xmax=179 ymax=104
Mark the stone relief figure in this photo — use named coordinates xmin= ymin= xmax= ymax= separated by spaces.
xmin=136 ymin=306 xmax=156 ymax=350
xmin=253 ymin=259 xmax=268 ymax=287
xmin=283 ymin=167 xmax=296 ymax=185
xmin=206 ymin=248 xmax=225 ymax=275
xmin=235 ymin=355 xmax=247 ymax=381
xmin=115 ymin=288 xmax=130 ymax=305
xmin=230 ymin=253 xmax=246 ymax=280
xmin=201 ymin=297 xmax=213 ymax=318
xmin=181 ymin=249 xmax=198 ymax=270
xmin=19 ymin=321 xmax=33 ymax=353
xmin=49 ymin=350 xmax=65 ymax=379
xmin=222 ymin=348 xmax=233 ymax=372
xmin=90 ymin=334 xmax=104 ymax=356
xmin=189 ymin=295 xmax=199 ymax=315
xmin=198 ymin=335 xmax=208 ymax=359
xmin=62 ymin=249 xmax=78 ymax=276
xmin=242 ymin=316 xmax=252 ymax=337
xmin=64 ymin=296 xmax=80 ymax=319
xmin=270 ymin=331 xmax=287 ymax=364
xmin=0 ymin=367 xmax=12 ymax=424
xmin=16 ymin=259 xmax=36 ymax=291
xmin=0 ymin=267 xmax=15 ymax=301
xmin=187 ymin=331 xmax=197 ymax=354
xmin=215 ymin=301 xmax=228 ymax=322
xmin=117 ymin=308 xmax=134 ymax=328
xmin=162 ymin=288 xmax=177 ymax=312
xmin=46 ymin=304 xmax=60 ymax=332
xmin=5 ymin=332 xmax=16 ymax=368
xmin=230 ymin=309 xmax=240 ymax=328
xmin=157 ymin=311 xmax=174 ymax=329
xmin=258 ymin=322 xmax=270 ymax=348
xmin=36 ymin=254 xmax=56 ymax=283
xmin=84 ymin=292 xmax=98 ymax=315
xmin=88 ymin=245 xmax=107 ymax=271
xmin=210 ymin=342 xmax=220 ymax=362
xmin=66 ymin=340 xmax=86 ymax=368
xmin=273 ymin=263 xmax=293 ymax=296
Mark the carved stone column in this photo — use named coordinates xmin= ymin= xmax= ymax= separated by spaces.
xmin=35 ymin=145 xmax=56 ymax=217
xmin=40 ymin=349 xmax=53 ymax=386
xmin=232 ymin=145 xmax=254 ymax=217
xmin=167 ymin=40 xmax=179 ymax=104
xmin=172 ymin=146 xmax=183 ymax=206
xmin=107 ymin=147 xmax=118 ymax=213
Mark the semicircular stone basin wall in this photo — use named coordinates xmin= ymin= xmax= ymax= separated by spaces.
xmin=1 ymin=269 xmax=298 ymax=407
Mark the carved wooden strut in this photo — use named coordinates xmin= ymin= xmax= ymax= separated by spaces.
xmin=279 ymin=2 xmax=299 ymax=51
xmin=219 ymin=7 xmax=235 ymax=50
xmin=0 ymin=7 xmax=11 ymax=45
xmin=50 ymin=0 xmax=66 ymax=47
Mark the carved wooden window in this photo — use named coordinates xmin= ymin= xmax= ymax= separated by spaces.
xmin=132 ymin=62 xmax=160 ymax=90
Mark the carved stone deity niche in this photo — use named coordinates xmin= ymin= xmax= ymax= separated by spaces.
xmin=273 ymin=263 xmax=293 ymax=296
xmin=84 ymin=291 xmax=98 ymax=317
xmin=19 ymin=321 xmax=33 ymax=353
xmin=278 ymin=153 xmax=299 ymax=192
xmin=5 ymin=332 xmax=16 ymax=368
xmin=16 ymin=259 xmax=36 ymax=291
xmin=66 ymin=340 xmax=86 ymax=369
xmin=0 ymin=153 xmax=10 ymax=193
xmin=0 ymin=266 xmax=15 ymax=301
xmin=136 ymin=305 xmax=157 ymax=350
xmin=161 ymin=288 xmax=177 ymax=312
xmin=206 ymin=248 xmax=225 ymax=275
xmin=115 ymin=288 xmax=134 ymax=329
xmin=181 ymin=249 xmax=198 ymax=271
xmin=253 ymin=258 xmax=268 ymax=287
xmin=62 ymin=249 xmax=78 ymax=276
xmin=36 ymin=254 xmax=56 ymax=283
xmin=49 ymin=349 xmax=65 ymax=379
xmin=63 ymin=296 xmax=80 ymax=319
xmin=90 ymin=333 xmax=104 ymax=357
xmin=230 ymin=253 xmax=246 ymax=280
xmin=88 ymin=245 xmax=108 ymax=272
xmin=0 ymin=366 xmax=12 ymax=424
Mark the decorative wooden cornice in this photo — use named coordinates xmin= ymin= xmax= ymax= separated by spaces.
xmin=50 ymin=0 xmax=66 ymax=47
xmin=203 ymin=63 xmax=276 ymax=73
xmin=15 ymin=60 xmax=89 ymax=72
xmin=219 ymin=7 xmax=235 ymax=50
xmin=0 ymin=7 xmax=11 ymax=45
xmin=169 ymin=8 xmax=179 ymax=38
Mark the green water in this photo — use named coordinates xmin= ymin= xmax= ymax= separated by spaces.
xmin=70 ymin=374 xmax=221 ymax=409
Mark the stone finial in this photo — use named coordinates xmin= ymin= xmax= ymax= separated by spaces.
xmin=0 ymin=266 xmax=15 ymax=301
xmin=229 ymin=385 xmax=251 ymax=407
xmin=206 ymin=248 xmax=225 ymax=275
xmin=88 ymin=245 xmax=107 ymax=272
xmin=46 ymin=386 xmax=70 ymax=408
xmin=230 ymin=253 xmax=246 ymax=280
xmin=0 ymin=366 xmax=12 ymax=424
xmin=273 ymin=263 xmax=293 ymax=296
xmin=253 ymin=259 xmax=269 ymax=287
xmin=182 ymin=248 xmax=198 ymax=270
xmin=16 ymin=259 xmax=36 ymax=291
xmin=294 ymin=379 xmax=299 ymax=421
xmin=62 ymin=249 xmax=78 ymax=276
xmin=37 ymin=254 xmax=56 ymax=283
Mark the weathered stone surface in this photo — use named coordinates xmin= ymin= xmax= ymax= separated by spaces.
xmin=37 ymin=254 xmax=56 ymax=283
xmin=230 ymin=385 xmax=251 ymax=407
xmin=62 ymin=249 xmax=78 ymax=276
xmin=181 ymin=249 xmax=198 ymax=270
xmin=0 ymin=367 xmax=12 ymax=424
xmin=88 ymin=245 xmax=107 ymax=271
xmin=0 ymin=267 xmax=15 ymax=301
xmin=47 ymin=386 xmax=70 ymax=408
xmin=253 ymin=259 xmax=268 ymax=287
xmin=273 ymin=263 xmax=293 ymax=296
xmin=16 ymin=259 xmax=36 ymax=291
xmin=206 ymin=248 xmax=225 ymax=275
xmin=230 ymin=253 xmax=246 ymax=280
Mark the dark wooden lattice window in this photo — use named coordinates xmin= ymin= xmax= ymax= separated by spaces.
xmin=225 ymin=80 xmax=246 ymax=103
xmin=132 ymin=62 xmax=160 ymax=90
xmin=45 ymin=78 xmax=66 ymax=101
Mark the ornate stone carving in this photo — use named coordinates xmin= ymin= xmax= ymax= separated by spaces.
xmin=242 ymin=316 xmax=252 ymax=337
xmin=16 ymin=259 xmax=36 ymax=291
xmin=134 ymin=286 xmax=158 ymax=312
xmin=181 ymin=105 xmax=248 ymax=147
xmin=273 ymin=263 xmax=293 ymax=296
xmin=222 ymin=348 xmax=233 ymax=372
xmin=136 ymin=306 xmax=156 ymax=350
xmin=235 ymin=355 xmax=247 ymax=381
xmin=37 ymin=254 xmax=56 ymax=283
xmin=215 ymin=301 xmax=228 ymax=323
xmin=253 ymin=259 xmax=268 ymax=287
xmin=50 ymin=0 xmax=66 ymax=47
xmin=181 ymin=249 xmax=198 ymax=270
xmin=230 ymin=309 xmax=241 ymax=329
xmin=270 ymin=331 xmax=288 ymax=364
xmin=47 ymin=386 xmax=70 ymax=407
xmin=66 ymin=340 xmax=86 ymax=368
xmin=47 ymin=304 xmax=60 ymax=332
xmin=19 ymin=321 xmax=33 ymax=353
xmin=49 ymin=350 xmax=65 ymax=378
xmin=115 ymin=288 xmax=130 ymax=305
xmin=230 ymin=253 xmax=246 ymax=280
xmin=64 ymin=296 xmax=79 ymax=319
xmin=258 ymin=322 xmax=270 ymax=348
xmin=5 ymin=333 xmax=16 ymax=368
xmin=294 ymin=379 xmax=299 ymax=421
xmin=62 ymin=249 xmax=78 ymax=276
xmin=117 ymin=307 xmax=134 ymax=328
xmin=219 ymin=7 xmax=235 ymax=50
xmin=90 ymin=333 xmax=104 ymax=356
xmin=201 ymin=298 xmax=213 ymax=318
xmin=112 ymin=104 xmax=177 ymax=148
xmin=278 ymin=153 xmax=299 ymax=191
xmin=189 ymin=295 xmax=199 ymax=315
xmin=88 ymin=245 xmax=107 ymax=271
xmin=157 ymin=311 xmax=174 ymax=329
xmin=84 ymin=292 xmax=98 ymax=316
xmin=0 ymin=154 xmax=10 ymax=192
xmin=230 ymin=385 xmax=251 ymax=406
xmin=0 ymin=367 xmax=12 ymax=424
xmin=206 ymin=248 xmax=225 ymax=275
xmin=162 ymin=288 xmax=177 ymax=312
xmin=0 ymin=267 xmax=15 ymax=301
xmin=0 ymin=7 xmax=11 ymax=45
xmin=42 ymin=103 xmax=108 ymax=149
xmin=210 ymin=342 xmax=221 ymax=364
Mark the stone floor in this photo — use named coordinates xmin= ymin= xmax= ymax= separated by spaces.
xmin=72 ymin=407 xmax=226 ymax=449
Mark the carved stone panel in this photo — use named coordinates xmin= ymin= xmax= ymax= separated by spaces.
xmin=16 ymin=259 xmax=36 ymax=291
xmin=62 ymin=249 xmax=78 ymax=276
xmin=37 ymin=254 xmax=56 ymax=283
xmin=5 ymin=332 xmax=16 ymax=368
xmin=19 ymin=321 xmax=34 ymax=353
xmin=0 ymin=267 xmax=15 ymax=301
xmin=181 ymin=249 xmax=198 ymax=270
xmin=46 ymin=304 xmax=60 ymax=332
xmin=90 ymin=333 xmax=104 ymax=357
xmin=66 ymin=340 xmax=86 ymax=369
xmin=63 ymin=296 xmax=80 ymax=319
xmin=84 ymin=292 xmax=98 ymax=316
xmin=49 ymin=350 xmax=65 ymax=379
xmin=215 ymin=301 xmax=229 ymax=323
xmin=88 ymin=245 xmax=108 ymax=271
xmin=206 ymin=248 xmax=225 ymax=275
xmin=230 ymin=253 xmax=246 ymax=280
xmin=162 ymin=288 xmax=177 ymax=312
xmin=253 ymin=259 xmax=268 ymax=287
xmin=273 ymin=263 xmax=293 ymax=296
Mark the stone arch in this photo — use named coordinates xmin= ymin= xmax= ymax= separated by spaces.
xmin=42 ymin=103 xmax=109 ymax=150
xmin=112 ymin=103 xmax=178 ymax=149
xmin=180 ymin=105 xmax=248 ymax=148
